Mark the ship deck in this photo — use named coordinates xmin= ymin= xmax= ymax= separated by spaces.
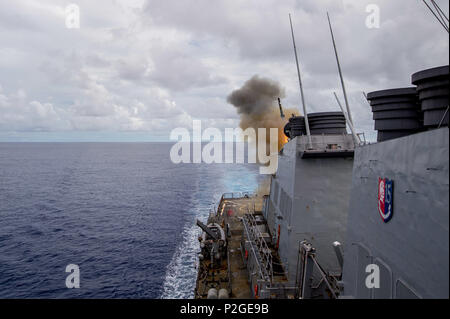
xmin=195 ymin=193 xmax=289 ymax=299
xmin=218 ymin=196 xmax=259 ymax=298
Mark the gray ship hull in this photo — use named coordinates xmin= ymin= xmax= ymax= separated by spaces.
xmin=341 ymin=127 xmax=449 ymax=299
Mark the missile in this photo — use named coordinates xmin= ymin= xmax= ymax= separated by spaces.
xmin=278 ymin=98 xmax=285 ymax=118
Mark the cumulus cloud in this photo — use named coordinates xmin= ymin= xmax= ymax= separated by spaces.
xmin=0 ymin=0 xmax=448 ymax=141
xmin=0 ymin=87 xmax=69 ymax=131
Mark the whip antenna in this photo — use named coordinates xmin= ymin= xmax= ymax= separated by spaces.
xmin=422 ymin=0 xmax=449 ymax=32
xmin=289 ymin=13 xmax=313 ymax=148
xmin=327 ymin=12 xmax=354 ymax=128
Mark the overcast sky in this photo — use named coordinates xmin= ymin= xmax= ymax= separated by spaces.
xmin=0 ymin=0 xmax=448 ymax=141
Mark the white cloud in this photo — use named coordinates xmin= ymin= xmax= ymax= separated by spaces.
xmin=0 ymin=87 xmax=68 ymax=131
xmin=0 ymin=0 xmax=448 ymax=140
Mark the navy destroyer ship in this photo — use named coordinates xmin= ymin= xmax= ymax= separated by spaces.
xmin=194 ymin=12 xmax=449 ymax=299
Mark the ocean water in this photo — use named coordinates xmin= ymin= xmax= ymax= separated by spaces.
xmin=0 ymin=143 xmax=263 ymax=298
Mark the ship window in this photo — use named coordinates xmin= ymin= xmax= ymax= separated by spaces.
xmin=395 ymin=280 xmax=420 ymax=299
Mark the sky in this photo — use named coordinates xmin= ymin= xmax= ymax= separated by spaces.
xmin=0 ymin=0 xmax=448 ymax=142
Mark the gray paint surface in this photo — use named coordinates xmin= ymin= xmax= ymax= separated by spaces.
xmin=268 ymin=134 xmax=355 ymax=286
xmin=342 ymin=128 xmax=449 ymax=299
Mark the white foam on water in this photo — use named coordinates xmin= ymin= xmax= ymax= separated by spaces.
xmin=160 ymin=174 xmax=214 ymax=299
xmin=160 ymin=165 xmax=260 ymax=299
xmin=159 ymin=213 xmax=203 ymax=299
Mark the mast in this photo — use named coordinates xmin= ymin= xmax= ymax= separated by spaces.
xmin=334 ymin=92 xmax=360 ymax=145
xmin=289 ymin=13 xmax=313 ymax=148
xmin=327 ymin=12 xmax=354 ymax=127
xmin=422 ymin=0 xmax=449 ymax=33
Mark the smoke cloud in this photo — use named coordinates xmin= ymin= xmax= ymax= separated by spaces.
xmin=227 ymin=75 xmax=300 ymax=195
xmin=227 ymin=75 xmax=299 ymax=152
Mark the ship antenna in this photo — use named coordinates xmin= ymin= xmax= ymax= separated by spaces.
xmin=362 ymin=91 xmax=368 ymax=100
xmin=333 ymin=92 xmax=361 ymax=145
xmin=422 ymin=0 xmax=449 ymax=33
xmin=327 ymin=12 xmax=355 ymax=128
xmin=432 ymin=0 xmax=449 ymax=24
xmin=289 ymin=13 xmax=313 ymax=149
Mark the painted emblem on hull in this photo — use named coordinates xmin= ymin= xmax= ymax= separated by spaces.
xmin=378 ymin=178 xmax=393 ymax=222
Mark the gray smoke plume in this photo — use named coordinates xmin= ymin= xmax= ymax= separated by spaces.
xmin=227 ymin=75 xmax=285 ymax=115
xmin=227 ymin=75 xmax=300 ymax=196
xmin=227 ymin=75 xmax=299 ymax=152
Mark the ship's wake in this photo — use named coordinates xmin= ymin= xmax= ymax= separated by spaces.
xmin=160 ymin=164 xmax=261 ymax=299
xmin=159 ymin=178 xmax=205 ymax=299
xmin=159 ymin=218 xmax=202 ymax=298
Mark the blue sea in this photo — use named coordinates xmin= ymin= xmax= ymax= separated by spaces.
xmin=0 ymin=143 xmax=263 ymax=298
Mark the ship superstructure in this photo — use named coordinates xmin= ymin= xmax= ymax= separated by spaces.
xmin=194 ymin=10 xmax=449 ymax=299
xmin=341 ymin=127 xmax=448 ymax=298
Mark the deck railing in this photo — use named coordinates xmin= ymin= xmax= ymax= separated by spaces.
xmin=221 ymin=192 xmax=253 ymax=200
xmin=242 ymin=213 xmax=274 ymax=283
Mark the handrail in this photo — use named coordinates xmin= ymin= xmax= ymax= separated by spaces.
xmin=242 ymin=213 xmax=274 ymax=283
xmin=221 ymin=192 xmax=253 ymax=200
